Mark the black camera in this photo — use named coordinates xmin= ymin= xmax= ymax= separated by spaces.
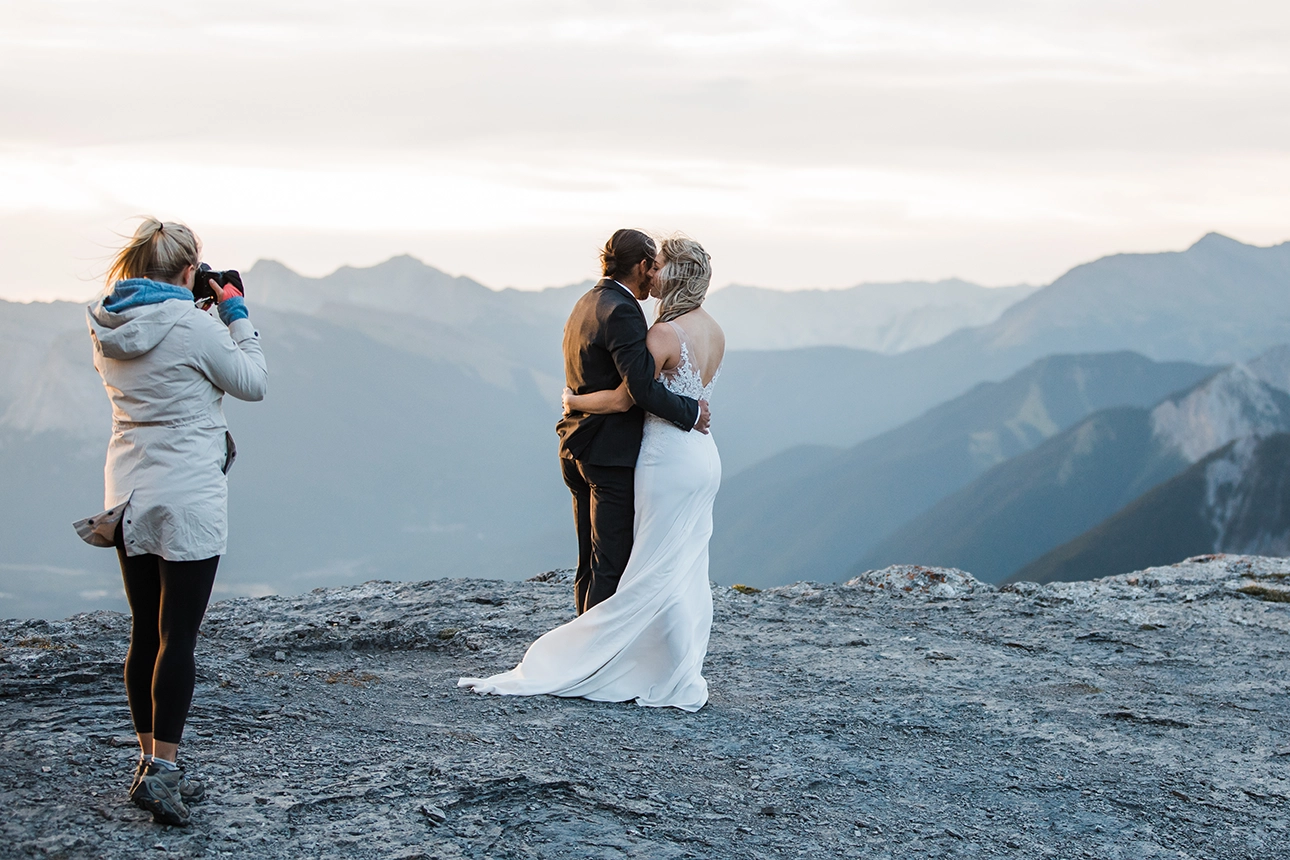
xmin=192 ymin=263 xmax=245 ymax=308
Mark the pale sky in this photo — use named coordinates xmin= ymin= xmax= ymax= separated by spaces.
xmin=3 ymin=1 xmax=1289 ymax=301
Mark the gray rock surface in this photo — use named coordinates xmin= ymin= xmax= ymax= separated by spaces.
xmin=2 ymin=556 xmax=1289 ymax=859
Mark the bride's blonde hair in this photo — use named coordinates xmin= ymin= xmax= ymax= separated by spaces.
xmin=655 ymin=235 xmax=711 ymax=323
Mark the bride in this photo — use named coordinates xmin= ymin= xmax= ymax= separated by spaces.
xmin=459 ymin=236 xmax=724 ymax=712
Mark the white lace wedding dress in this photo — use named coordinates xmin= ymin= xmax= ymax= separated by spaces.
xmin=459 ymin=322 xmax=721 ymax=711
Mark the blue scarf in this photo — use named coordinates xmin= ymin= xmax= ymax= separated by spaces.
xmin=103 ymin=278 xmax=192 ymax=313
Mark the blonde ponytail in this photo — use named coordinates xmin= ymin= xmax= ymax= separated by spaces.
xmin=106 ymin=217 xmax=200 ymax=289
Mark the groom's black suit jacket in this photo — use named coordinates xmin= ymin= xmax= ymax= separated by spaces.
xmin=557 ymin=279 xmax=700 ymax=468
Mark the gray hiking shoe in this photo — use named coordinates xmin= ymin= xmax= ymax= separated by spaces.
xmin=130 ymin=759 xmax=206 ymax=808
xmin=129 ymin=756 xmax=148 ymax=806
xmin=133 ymin=762 xmax=192 ymax=826
xmin=174 ymin=763 xmax=206 ymax=805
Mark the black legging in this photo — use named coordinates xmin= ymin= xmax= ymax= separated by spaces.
xmin=115 ymin=527 xmax=219 ymax=745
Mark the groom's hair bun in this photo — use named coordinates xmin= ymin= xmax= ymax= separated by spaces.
xmin=600 ymin=229 xmax=657 ymax=278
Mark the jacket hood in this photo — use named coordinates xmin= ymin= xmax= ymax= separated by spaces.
xmin=89 ymin=279 xmax=194 ymax=360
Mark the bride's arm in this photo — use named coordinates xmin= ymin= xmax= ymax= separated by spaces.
xmin=563 ymin=381 xmax=633 ymax=414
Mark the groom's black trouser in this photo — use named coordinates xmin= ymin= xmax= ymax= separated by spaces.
xmin=561 ymin=457 xmax=634 ymax=615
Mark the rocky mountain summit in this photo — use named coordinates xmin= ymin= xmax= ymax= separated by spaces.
xmin=3 ymin=557 xmax=1289 ymax=859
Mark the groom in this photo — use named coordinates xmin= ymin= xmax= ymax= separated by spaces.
xmin=557 ymin=228 xmax=711 ymax=614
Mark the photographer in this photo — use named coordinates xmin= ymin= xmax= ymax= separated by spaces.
xmin=75 ymin=217 xmax=266 ymax=826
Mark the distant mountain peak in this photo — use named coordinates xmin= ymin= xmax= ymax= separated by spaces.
xmin=378 ymin=253 xmax=431 ymax=268
xmin=246 ymin=259 xmax=295 ymax=276
xmin=347 ymin=254 xmax=449 ymax=278
xmin=1187 ymin=232 xmax=1249 ymax=253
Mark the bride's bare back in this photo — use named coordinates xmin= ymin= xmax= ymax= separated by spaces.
xmin=647 ymin=307 xmax=725 ymax=389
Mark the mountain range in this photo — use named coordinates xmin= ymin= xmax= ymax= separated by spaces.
xmin=3 ymin=232 xmax=1289 ymax=619
xmin=246 ymin=259 xmax=1033 ymax=473
xmin=710 ymin=352 xmax=1215 ymax=588
xmin=714 ymin=233 xmax=1290 ymax=470
xmin=0 ymin=268 xmax=1038 ymax=618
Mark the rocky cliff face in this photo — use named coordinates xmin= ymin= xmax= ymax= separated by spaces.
xmin=1017 ymin=434 xmax=1290 ymax=584
xmin=1150 ymin=360 xmax=1290 ymax=464
xmin=1206 ymin=435 xmax=1290 ymax=556
xmin=3 ymin=559 xmax=1289 ymax=859
xmin=858 ymin=345 xmax=1290 ymax=583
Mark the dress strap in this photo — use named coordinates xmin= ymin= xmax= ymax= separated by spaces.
xmin=667 ymin=320 xmax=689 ymax=354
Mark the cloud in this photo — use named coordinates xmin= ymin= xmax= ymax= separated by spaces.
xmin=1 ymin=1 xmax=1288 ymax=298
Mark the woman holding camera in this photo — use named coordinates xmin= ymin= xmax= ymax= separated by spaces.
xmin=76 ymin=217 xmax=267 ymax=826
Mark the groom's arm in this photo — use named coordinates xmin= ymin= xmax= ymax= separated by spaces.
xmin=603 ymin=302 xmax=700 ymax=432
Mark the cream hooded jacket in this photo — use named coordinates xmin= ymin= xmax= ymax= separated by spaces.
xmin=78 ymin=281 xmax=267 ymax=560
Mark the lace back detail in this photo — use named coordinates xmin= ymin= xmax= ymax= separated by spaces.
xmin=662 ymin=321 xmax=720 ymax=402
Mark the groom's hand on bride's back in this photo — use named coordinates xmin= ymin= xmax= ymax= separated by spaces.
xmin=695 ymin=400 xmax=711 ymax=434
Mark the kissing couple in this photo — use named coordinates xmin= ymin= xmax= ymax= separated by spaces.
xmin=460 ymin=229 xmax=724 ymax=712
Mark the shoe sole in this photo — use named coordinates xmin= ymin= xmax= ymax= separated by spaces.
xmin=132 ymin=789 xmax=202 ymax=808
xmin=138 ymin=794 xmax=191 ymax=827
xmin=135 ymin=781 xmax=191 ymax=827
xmin=132 ymin=778 xmax=204 ymax=808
